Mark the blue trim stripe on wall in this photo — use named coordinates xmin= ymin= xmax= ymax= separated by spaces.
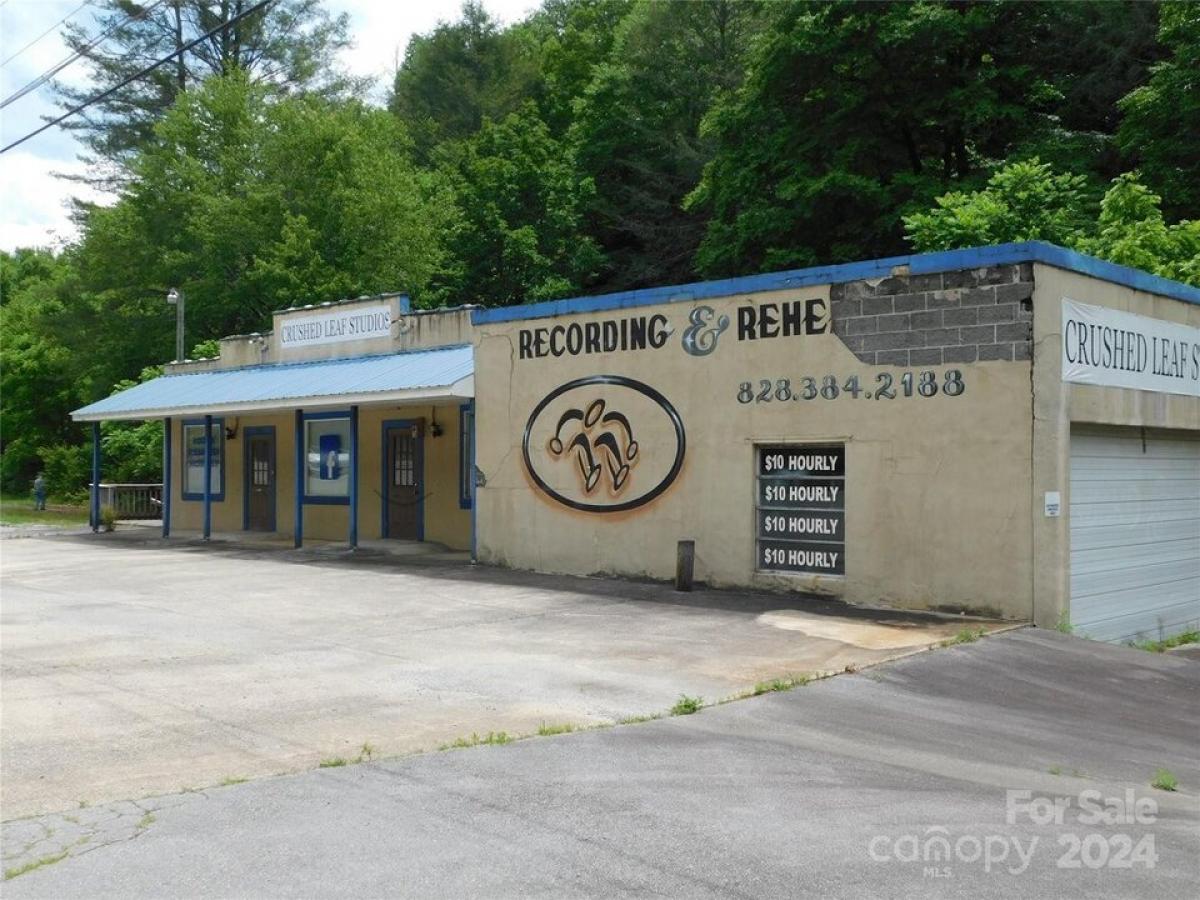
xmin=469 ymin=241 xmax=1200 ymax=326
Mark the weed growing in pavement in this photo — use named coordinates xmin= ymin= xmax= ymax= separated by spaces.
xmin=1048 ymin=765 xmax=1062 ymax=776
xmin=438 ymin=731 xmax=514 ymax=751
xmin=319 ymin=757 xmax=348 ymax=768
xmin=1055 ymin=612 xmax=1073 ymax=634
xmin=752 ymin=675 xmax=812 ymax=695
xmin=940 ymin=627 xmax=986 ymax=647
xmin=537 ymin=722 xmax=577 ymax=736
xmin=670 ymin=695 xmax=704 ymax=716
xmin=4 ymin=851 xmax=69 ymax=881
xmin=357 ymin=742 xmax=376 ymax=762
xmin=1132 ymin=631 xmax=1199 ymax=653
xmin=219 ymin=776 xmax=248 ymax=786
xmin=616 ymin=713 xmax=664 ymax=726
xmin=1151 ymin=768 xmax=1178 ymax=792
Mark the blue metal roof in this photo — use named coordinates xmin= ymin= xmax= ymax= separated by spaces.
xmin=471 ymin=241 xmax=1200 ymax=325
xmin=73 ymin=345 xmax=474 ymax=421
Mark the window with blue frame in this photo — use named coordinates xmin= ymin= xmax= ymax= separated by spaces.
xmin=459 ymin=403 xmax=473 ymax=509
xmin=303 ymin=412 xmax=351 ymax=503
xmin=181 ymin=419 xmax=225 ymax=501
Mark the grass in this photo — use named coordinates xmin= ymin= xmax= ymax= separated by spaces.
xmin=1055 ymin=612 xmax=1074 ymax=634
xmin=136 ymin=812 xmax=155 ymax=830
xmin=940 ymin=627 xmax=987 ymax=647
xmin=219 ymin=776 xmax=248 ymax=786
xmin=4 ymin=851 xmax=69 ymax=881
xmin=616 ymin=713 xmax=663 ymax=726
xmin=1048 ymin=765 xmax=1062 ymax=775
xmin=537 ymin=722 xmax=577 ymax=736
xmin=318 ymin=757 xmax=348 ymax=768
xmin=0 ymin=494 xmax=89 ymax=527
xmin=1132 ymin=631 xmax=1199 ymax=653
xmin=751 ymin=674 xmax=812 ymax=696
xmin=669 ymin=694 xmax=704 ymax=716
xmin=438 ymin=731 xmax=514 ymax=751
xmin=1151 ymin=768 xmax=1178 ymax=792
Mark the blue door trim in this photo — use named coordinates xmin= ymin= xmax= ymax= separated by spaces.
xmin=242 ymin=425 xmax=276 ymax=532
xmin=381 ymin=419 xmax=423 ymax=541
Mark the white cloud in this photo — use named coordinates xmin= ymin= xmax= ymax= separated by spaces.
xmin=0 ymin=151 xmax=107 ymax=250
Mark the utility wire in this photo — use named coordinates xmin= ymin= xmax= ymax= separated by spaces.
xmin=1 ymin=0 xmax=165 ymax=110
xmin=1 ymin=1 xmax=91 ymax=68
xmin=1 ymin=0 xmax=274 ymax=154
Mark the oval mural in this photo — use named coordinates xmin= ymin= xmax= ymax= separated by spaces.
xmin=523 ymin=375 xmax=686 ymax=513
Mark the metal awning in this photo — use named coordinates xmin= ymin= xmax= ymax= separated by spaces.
xmin=71 ymin=345 xmax=474 ymax=422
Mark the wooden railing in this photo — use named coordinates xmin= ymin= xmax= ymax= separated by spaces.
xmin=92 ymin=483 xmax=163 ymax=519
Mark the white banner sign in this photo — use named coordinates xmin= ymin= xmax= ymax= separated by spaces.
xmin=1061 ymin=298 xmax=1200 ymax=397
xmin=279 ymin=303 xmax=393 ymax=350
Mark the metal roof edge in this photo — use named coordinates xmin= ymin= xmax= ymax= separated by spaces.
xmin=470 ymin=242 xmax=1200 ymax=326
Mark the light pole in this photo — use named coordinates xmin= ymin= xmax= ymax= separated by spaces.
xmin=166 ymin=288 xmax=185 ymax=362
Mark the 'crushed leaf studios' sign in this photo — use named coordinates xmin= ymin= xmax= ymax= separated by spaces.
xmin=279 ymin=303 xmax=393 ymax=350
xmin=1061 ymin=299 xmax=1200 ymax=397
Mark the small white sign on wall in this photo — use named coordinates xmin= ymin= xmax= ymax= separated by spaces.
xmin=1061 ymin=298 xmax=1200 ymax=397
xmin=279 ymin=303 xmax=393 ymax=351
xmin=1044 ymin=491 xmax=1061 ymax=518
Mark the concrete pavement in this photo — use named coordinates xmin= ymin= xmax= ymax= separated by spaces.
xmin=1 ymin=531 xmax=982 ymax=819
xmin=3 ymin=630 xmax=1196 ymax=898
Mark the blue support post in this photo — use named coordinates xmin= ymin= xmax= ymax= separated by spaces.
xmin=469 ymin=401 xmax=477 ymax=564
xmin=349 ymin=405 xmax=359 ymax=550
xmin=294 ymin=409 xmax=304 ymax=548
xmin=162 ymin=418 xmax=172 ymax=538
xmin=90 ymin=422 xmax=101 ymax=532
xmin=202 ymin=414 xmax=213 ymax=540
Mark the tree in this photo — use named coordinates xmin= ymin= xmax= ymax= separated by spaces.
xmin=686 ymin=1 xmax=1108 ymax=277
xmin=903 ymin=161 xmax=1200 ymax=286
xmin=55 ymin=0 xmax=354 ymax=176
xmin=436 ymin=103 xmax=602 ymax=306
xmin=903 ymin=159 xmax=1092 ymax=250
xmin=571 ymin=0 xmax=763 ymax=291
xmin=1119 ymin=2 xmax=1200 ymax=219
xmin=69 ymin=72 xmax=453 ymax=386
xmin=388 ymin=1 xmax=541 ymax=163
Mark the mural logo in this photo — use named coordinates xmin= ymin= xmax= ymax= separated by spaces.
xmin=524 ymin=375 xmax=685 ymax=513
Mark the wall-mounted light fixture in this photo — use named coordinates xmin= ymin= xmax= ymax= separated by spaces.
xmin=430 ymin=407 xmax=444 ymax=438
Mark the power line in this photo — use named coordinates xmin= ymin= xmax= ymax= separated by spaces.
xmin=1 ymin=0 xmax=166 ymax=110
xmin=1 ymin=0 xmax=274 ymax=155
xmin=1 ymin=1 xmax=91 ymax=68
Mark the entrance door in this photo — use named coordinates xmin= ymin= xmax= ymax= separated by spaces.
xmin=244 ymin=427 xmax=276 ymax=531
xmin=385 ymin=422 xmax=422 ymax=540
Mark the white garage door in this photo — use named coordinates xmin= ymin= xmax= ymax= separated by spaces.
xmin=1069 ymin=427 xmax=1200 ymax=643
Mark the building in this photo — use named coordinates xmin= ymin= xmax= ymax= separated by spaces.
xmin=73 ymin=243 xmax=1200 ymax=643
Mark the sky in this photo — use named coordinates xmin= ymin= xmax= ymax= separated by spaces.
xmin=0 ymin=0 xmax=535 ymax=252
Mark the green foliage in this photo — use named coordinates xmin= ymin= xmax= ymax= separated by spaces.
xmin=99 ymin=505 xmax=117 ymax=532
xmin=436 ymin=103 xmax=602 ymax=306
xmin=389 ymin=1 xmax=542 ymax=162
xmin=1132 ymin=630 xmax=1200 ymax=653
xmin=1119 ymin=3 xmax=1200 ymax=219
xmin=1151 ymin=767 xmax=1178 ymax=792
xmin=35 ymin=444 xmax=91 ymax=501
xmin=571 ymin=0 xmax=763 ymax=290
xmin=687 ymin=0 xmax=1069 ymax=275
xmin=904 ymin=160 xmax=1092 ymax=249
xmin=670 ymin=694 xmax=704 ymax=716
xmin=905 ymin=161 xmax=1200 ymax=286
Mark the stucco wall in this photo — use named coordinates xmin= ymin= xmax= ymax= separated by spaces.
xmin=168 ymin=402 xmax=471 ymax=549
xmin=1029 ymin=264 xmax=1200 ymax=629
xmin=474 ymin=268 xmax=1036 ymax=619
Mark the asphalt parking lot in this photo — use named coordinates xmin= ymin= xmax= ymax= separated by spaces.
xmin=3 ymin=629 xmax=1196 ymax=899
xmin=1 ymin=531 xmax=980 ymax=819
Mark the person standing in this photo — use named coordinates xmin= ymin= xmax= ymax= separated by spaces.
xmin=32 ymin=472 xmax=47 ymax=511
